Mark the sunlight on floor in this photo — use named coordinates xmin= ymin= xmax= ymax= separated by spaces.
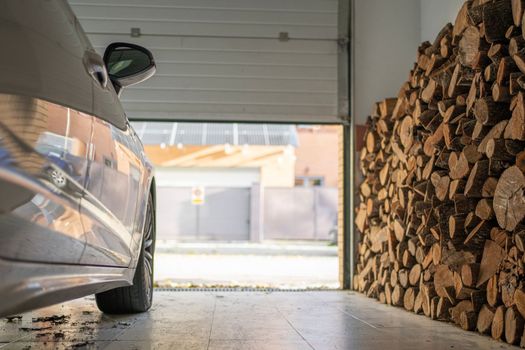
xmin=153 ymin=243 xmax=339 ymax=289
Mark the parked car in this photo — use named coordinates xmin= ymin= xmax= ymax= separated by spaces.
xmin=0 ymin=0 xmax=157 ymax=316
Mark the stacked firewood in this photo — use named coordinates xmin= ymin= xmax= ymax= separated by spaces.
xmin=354 ymin=0 xmax=525 ymax=346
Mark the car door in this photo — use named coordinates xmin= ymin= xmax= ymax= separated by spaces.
xmin=78 ymin=56 xmax=148 ymax=267
xmin=0 ymin=0 xmax=95 ymax=264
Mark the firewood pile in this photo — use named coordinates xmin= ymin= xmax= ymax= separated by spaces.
xmin=354 ymin=0 xmax=525 ymax=346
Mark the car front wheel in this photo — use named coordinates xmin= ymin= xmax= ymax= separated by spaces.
xmin=95 ymin=193 xmax=155 ymax=314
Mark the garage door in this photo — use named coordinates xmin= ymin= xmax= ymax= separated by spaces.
xmin=68 ymin=0 xmax=343 ymax=123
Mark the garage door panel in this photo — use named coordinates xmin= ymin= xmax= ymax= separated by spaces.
xmin=148 ymin=65 xmax=337 ymax=81
xmin=122 ymin=50 xmax=335 ymax=67
xmin=73 ymin=5 xmax=336 ymax=27
xmin=124 ymin=99 xmax=334 ymax=115
xmin=78 ymin=19 xmax=336 ymax=40
xmin=72 ymin=1 xmax=337 ymax=13
xmin=70 ymin=0 xmax=341 ymax=123
xmin=132 ymin=77 xmax=335 ymax=93
xmin=123 ymin=89 xmax=334 ymax=106
xmin=127 ymin=114 xmax=337 ymax=127
xmin=92 ymin=48 xmax=335 ymax=67
xmin=128 ymin=113 xmax=335 ymax=123
xmin=71 ymin=0 xmax=338 ymax=17
xmin=88 ymin=34 xmax=337 ymax=54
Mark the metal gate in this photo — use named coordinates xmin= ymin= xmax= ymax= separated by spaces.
xmin=157 ymin=186 xmax=250 ymax=241
xmin=263 ymin=187 xmax=337 ymax=240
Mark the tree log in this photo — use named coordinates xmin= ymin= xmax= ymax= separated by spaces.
xmin=461 ymin=311 xmax=478 ymax=331
xmin=494 ymin=166 xmax=525 ymax=231
xmin=492 ymin=305 xmax=506 ymax=341
xmin=483 ymin=0 xmax=513 ymax=43
xmin=477 ymin=240 xmax=505 ymax=287
xmin=474 ymin=98 xmax=511 ymax=126
xmin=477 ymin=304 xmax=496 ymax=334
xmin=505 ymin=306 xmax=525 ymax=345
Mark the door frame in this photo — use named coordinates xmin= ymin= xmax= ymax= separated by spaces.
xmin=125 ymin=0 xmax=355 ymax=288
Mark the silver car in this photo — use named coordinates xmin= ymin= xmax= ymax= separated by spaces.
xmin=0 ymin=0 xmax=157 ymax=316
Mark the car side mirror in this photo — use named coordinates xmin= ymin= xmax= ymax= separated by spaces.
xmin=103 ymin=43 xmax=156 ymax=93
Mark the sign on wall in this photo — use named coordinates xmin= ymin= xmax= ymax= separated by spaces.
xmin=191 ymin=186 xmax=205 ymax=206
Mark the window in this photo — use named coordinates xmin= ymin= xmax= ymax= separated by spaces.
xmin=295 ymin=176 xmax=324 ymax=187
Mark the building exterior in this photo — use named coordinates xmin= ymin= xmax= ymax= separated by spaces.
xmin=295 ymin=125 xmax=340 ymax=187
xmin=133 ymin=122 xmax=339 ymax=242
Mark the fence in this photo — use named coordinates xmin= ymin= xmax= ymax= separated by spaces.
xmin=156 ymin=186 xmax=337 ymax=241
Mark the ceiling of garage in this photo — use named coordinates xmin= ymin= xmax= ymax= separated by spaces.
xmin=69 ymin=0 xmax=345 ymax=123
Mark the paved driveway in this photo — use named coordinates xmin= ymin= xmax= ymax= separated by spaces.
xmin=154 ymin=253 xmax=339 ymax=289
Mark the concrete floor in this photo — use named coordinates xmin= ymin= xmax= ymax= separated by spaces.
xmin=0 ymin=291 xmax=517 ymax=350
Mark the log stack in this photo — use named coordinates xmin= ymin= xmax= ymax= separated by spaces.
xmin=354 ymin=0 xmax=525 ymax=346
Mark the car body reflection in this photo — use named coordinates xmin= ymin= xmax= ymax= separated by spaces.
xmin=0 ymin=94 xmax=151 ymax=267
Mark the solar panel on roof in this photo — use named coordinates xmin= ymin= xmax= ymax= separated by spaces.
xmin=130 ymin=122 xmax=298 ymax=147
xmin=206 ymin=124 xmax=235 ymax=145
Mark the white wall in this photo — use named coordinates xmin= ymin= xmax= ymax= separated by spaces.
xmin=155 ymin=167 xmax=260 ymax=187
xmin=353 ymin=0 xmax=467 ymax=124
xmin=352 ymin=0 xmax=421 ymax=124
xmin=420 ymin=0 xmax=465 ymax=43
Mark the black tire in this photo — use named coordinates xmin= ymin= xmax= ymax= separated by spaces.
xmin=95 ymin=194 xmax=155 ymax=314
